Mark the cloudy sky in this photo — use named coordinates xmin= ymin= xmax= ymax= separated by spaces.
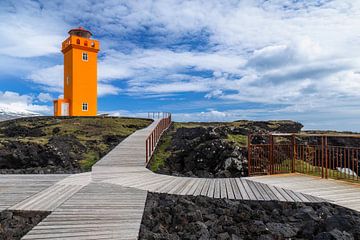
xmin=1 ymin=0 xmax=360 ymax=131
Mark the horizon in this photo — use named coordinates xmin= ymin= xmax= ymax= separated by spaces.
xmin=1 ymin=1 xmax=360 ymax=131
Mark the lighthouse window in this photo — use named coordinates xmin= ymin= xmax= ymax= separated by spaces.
xmin=82 ymin=103 xmax=88 ymax=111
xmin=82 ymin=52 xmax=88 ymax=61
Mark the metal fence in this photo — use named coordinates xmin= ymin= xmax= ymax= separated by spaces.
xmin=248 ymin=133 xmax=360 ymax=182
xmin=145 ymin=113 xmax=172 ymax=163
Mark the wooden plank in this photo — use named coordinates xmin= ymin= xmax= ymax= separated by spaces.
xmin=229 ymin=178 xmax=242 ymax=200
xmin=207 ymin=179 xmax=215 ymax=198
xmin=242 ymin=180 xmax=259 ymax=200
xmin=200 ymin=179 xmax=211 ymax=196
xmin=267 ymin=185 xmax=287 ymax=202
xmin=256 ymin=182 xmax=278 ymax=201
xmin=235 ymin=178 xmax=249 ymax=200
xmin=193 ymin=179 xmax=207 ymax=196
xmin=179 ymin=179 xmax=197 ymax=195
xmin=225 ymin=178 xmax=235 ymax=199
xmin=219 ymin=179 xmax=227 ymax=199
xmin=213 ymin=179 xmax=221 ymax=198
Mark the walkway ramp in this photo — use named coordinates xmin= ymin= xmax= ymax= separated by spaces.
xmin=249 ymin=173 xmax=360 ymax=212
xmin=91 ymin=120 xmax=160 ymax=181
xmin=9 ymin=173 xmax=91 ymax=211
xmin=0 ymin=174 xmax=68 ymax=211
xmin=105 ymin=171 xmax=322 ymax=202
xmin=22 ymin=183 xmax=147 ymax=240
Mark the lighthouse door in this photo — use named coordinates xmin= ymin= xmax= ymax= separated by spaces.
xmin=61 ymin=103 xmax=69 ymax=116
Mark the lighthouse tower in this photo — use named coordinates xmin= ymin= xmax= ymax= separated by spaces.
xmin=54 ymin=27 xmax=100 ymax=116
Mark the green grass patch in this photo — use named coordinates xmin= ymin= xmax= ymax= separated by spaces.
xmin=79 ymin=151 xmax=100 ymax=171
xmin=150 ymin=134 xmax=172 ymax=172
xmin=227 ymin=134 xmax=247 ymax=147
xmin=295 ymin=160 xmax=359 ymax=183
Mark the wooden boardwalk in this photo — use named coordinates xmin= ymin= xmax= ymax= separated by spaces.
xmin=0 ymin=174 xmax=68 ymax=211
xmin=248 ymin=173 xmax=360 ymax=212
xmin=9 ymin=173 xmax=91 ymax=211
xmin=22 ymin=183 xmax=147 ymax=240
xmin=0 ymin=117 xmax=357 ymax=239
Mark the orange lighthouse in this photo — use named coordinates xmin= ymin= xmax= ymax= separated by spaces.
xmin=54 ymin=27 xmax=100 ymax=116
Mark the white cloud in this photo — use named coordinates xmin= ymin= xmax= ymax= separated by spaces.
xmin=0 ymin=91 xmax=50 ymax=114
xmin=0 ymin=1 xmax=66 ymax=58
xmin=28 ymin=64 xmax=120 ymax=97
xmin=37 ymin=93 xmax=53 ymax=103
xmin=2 ymin=0 xmax=360 ymax=130
xmin=28 ymin=65 xmax=63 ymax=92
xmin=98 ymin=84 xmax=121 ymax=96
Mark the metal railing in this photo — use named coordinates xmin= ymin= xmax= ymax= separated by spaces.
xmin=147 ymin=112 xmax=171 ymax=119
xmin=248 ymin=133 xmax=360 ymax=182
xmin=145 ymin=113 xmax=172 ymax=163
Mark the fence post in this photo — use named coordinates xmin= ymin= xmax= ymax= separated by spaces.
xmin=321 ymin=136 xmax=324 ymax=179
xmin=248 ymin=134 xmax=252 ymax=176
xmin=269 ymin=134 xmax=274 ymax=175
xmin=146 ymin=138 xmax=149 ymax=163
xmin=325 ymin=136 xmax=328 ymax=179
xmin=292 ymin=134 xmax=296 ymax=173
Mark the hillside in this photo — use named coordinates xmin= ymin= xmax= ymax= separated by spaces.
xmin=0 ymin=116 xmax=152 ymax=174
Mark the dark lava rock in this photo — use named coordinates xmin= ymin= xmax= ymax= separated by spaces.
xmin=0 ymin=210 xmax=49 ymax=240
xmin=155 ymin=127 xmax=248 ymax=178
xmin=1 ymin=123 xmax=45 ymax=138
xmin=139 ymin=193 xmax=360 ymax=240
xmin=0 ymin=135 xmax=85 ymax=174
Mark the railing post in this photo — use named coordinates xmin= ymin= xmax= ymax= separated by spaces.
xmin=269 ymin=134 xmax=274 ymax=175
xmin=248 ymin=134 xmax=251 ymax=176
xmin=146 ymin=138 xmax=149 ymax=163
xmin=325 ymin=136 xmax=328 ymax=179
xmin=292 ymin=134 xmax=296 ymax=173
xmin=321 ymin=136 xmax=324 ymax=179
xmin=151 ymin=132 xmax=154 ymax=152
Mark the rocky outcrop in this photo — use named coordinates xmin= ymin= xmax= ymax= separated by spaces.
xmin=139 ymin=193 xmax=360 ymax=240
xmin=0 ymin=116 xmax=149 ymax=174
xmin=0 ymin=135 xmax=86 ymax=174
xmin=0 ymin=210 xmax=49 ymax=240
xmin=231 ymin=120 xmax=303 ymax=135
xmin=151 ymin=120 xmax=305 ymax=178
xmin=156 ymin=127 xmax=248 ymax=178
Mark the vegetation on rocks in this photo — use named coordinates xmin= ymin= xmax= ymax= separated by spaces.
xmin=148 ymin=121 xmax=303 ymax=178
xmin=139 ymin=193 xmax=360 ymax=240
xmin=0 ymin=116 xmax=152 ymax=173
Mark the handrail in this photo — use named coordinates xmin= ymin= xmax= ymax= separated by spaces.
xmin=145 ymin=113 xmax=172 ymax=163
xmin=248 ymin=133 xmax=360 ymax=182
xmin=147 ymin=112 xmax=171 ymax=119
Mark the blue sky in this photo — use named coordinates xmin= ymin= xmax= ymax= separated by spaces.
xmin=1 ymin=0 xmax=360 ymax=131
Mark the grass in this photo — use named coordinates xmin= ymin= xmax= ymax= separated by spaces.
xmin=80 ymin=151 xmax=100 ymax=171
xmin=150 ymin=133 xmax=172 ymax=172
xmin=295 ymin=160 xmax=360 ymax=183
xmin=0 ymin=116 xmax=152 ymax=171
xmin=227 ymin=134 xmax=247 ymax=147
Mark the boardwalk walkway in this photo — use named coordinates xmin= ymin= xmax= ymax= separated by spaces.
xmin=0 ymin=117 xmax=357 ymax=239
xmin=249 ymin=173 xmax=360 ymax=212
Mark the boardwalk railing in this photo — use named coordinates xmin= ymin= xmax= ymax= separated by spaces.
xmin=145 ymin=113 xmax=172 ymax=163
xmin=248 ymin=133 xmax=360 ymax=182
